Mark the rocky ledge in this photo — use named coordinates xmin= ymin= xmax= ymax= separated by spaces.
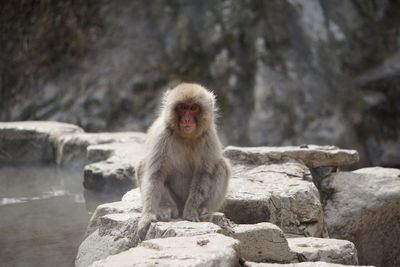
xmin=1 ymin=121 xmax=398 ymax=267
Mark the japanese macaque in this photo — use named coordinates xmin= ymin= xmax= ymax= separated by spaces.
xmin=135 ymin=83 xmax=231 ymax=239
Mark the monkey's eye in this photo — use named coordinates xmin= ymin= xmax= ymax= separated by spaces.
xmin=190 ymin=104 xmax=200 ymax=112
xmin=178 ymin=104 xmax=189 ymax=110
xmin=177 ymin=104 xmax=189 ymax=112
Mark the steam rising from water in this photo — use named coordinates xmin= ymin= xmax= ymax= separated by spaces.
xmin=0 ymin=164 xmax=118 ymax=267
xmin=0 ymin=190 xmax=85 ymax=206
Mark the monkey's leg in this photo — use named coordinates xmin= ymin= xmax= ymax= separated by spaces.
xmin=183 ymin=158 xmax=230 ymax=222
xmin=202 ymin=158 xmax=230 ymax=212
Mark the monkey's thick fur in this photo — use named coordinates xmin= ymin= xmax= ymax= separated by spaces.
xmin=135 ymin=83 xmax=231 ymax=239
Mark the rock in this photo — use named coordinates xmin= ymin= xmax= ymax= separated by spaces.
xmin=322 ymin=167 xmax=400 ymax=267
xmin=245 ymin=262 xmax=372 ymax=267
xmin=76 ymin=229 xmax=131 ymax=267
xmin=288 ymin=237 xmax=358 ymax=265
xmin=85 ymin=197 xmax=142 ymax=237
xmin=146 ymin=221 xmax=222 ymax=240
xmin=0 ymin=121 xmax=83 ymax=163
xmin=81 ymin=196 xmax=233 ymax=266
xmin=54 ymin=132 xmax=145 ymax=167
xmin=83 ymin=143 xmax=145 ymax=192
xmin=224 ymin=145 xmax=359 ymax=168
xmin=222 ymin=162 xmax=324 ymax=237
xmin=86 ymin=142 xmax=145 ymax=164
xmin=232 ymin=223 xmax=295 ymax=263
xmin=75 ymin=212 xmax=142 ymax=267
xmin=98 ymin=213 xmax=141 ymax=240
xmin=353 ymin=49 xmax=400 ymax=168
xmin=204 ymin=212 xmax=236 ymax=236
xmin=83 ymin=160 xmax=135 ymax=193
xmin=89 ymin=233 xmax=240 ymax=267
xmin=121 ymin=187 xmax=142 ymax=202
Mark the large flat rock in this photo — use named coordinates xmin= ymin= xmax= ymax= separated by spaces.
xmin=83 ymin=143 xmax=145 ymax=193
xmin=224 ymin=145 xmax=359 ymax=168
xmin=288 ymin=237 xmax=358 ymax=265
xmin=89 ymin=233 xmax=240 ymax=267
xmin=80 ymin=178 xmax=359 ymax=267
xmin=83 ymin=160 xmax=136 ymax=193
xmin=85 ymin=195 xmax=142 ymax=237
xmin=0 ymin=121 xmax=83 ymax=136
xmin=246 ymin=262 xmax=372 ymax=267
xmin=86 ymin=142 xmax=145 ymax=164
xmin=146 ymin=221 xmax=222 ymax=239
xmin=222 ymin=162 xmax=323 ymax=237
xmin=0 ymin=121 xmax=83 ymax=163
xmin=75 ymin=212 xmax=142 ymax=267
xmin=232 ymin=223 xmax=295 ymax=263
xmin=322 ymin=167 xmax=400 ymax=267
xmin=55 ymin=132 xmax=145 ymax=167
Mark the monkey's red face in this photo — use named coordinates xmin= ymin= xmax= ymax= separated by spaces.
xmin=176 ymin=103 xmax=201 ymax=134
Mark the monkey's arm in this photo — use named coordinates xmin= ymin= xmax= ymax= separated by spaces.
xmin=137 ymin=132 xmax=169 ymax=239
xmin=137 ymin=166 xmax=166 ymax=239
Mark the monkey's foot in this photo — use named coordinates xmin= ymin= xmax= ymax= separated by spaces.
xmin=183 ymin=207 xmax=200 ymax=222
xmin=158 ymin=206 xmax=179 ymax=221
xmin=199 ymin=208 xmax=211 ymax=221
xmin=137 ymin=212 xmax=157 ymax=240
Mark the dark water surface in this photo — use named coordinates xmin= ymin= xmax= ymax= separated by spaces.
xmin=0 ymin=165 xmax=117 ymax=267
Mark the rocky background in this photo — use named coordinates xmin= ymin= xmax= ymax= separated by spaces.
xmin=1 ymin=0 xmax=400 ymax=167
xmin=2 ymin=121 xmax=399 ymax=267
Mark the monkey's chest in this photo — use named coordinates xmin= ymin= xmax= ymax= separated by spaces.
xmin=166 ymin=157 xmax=197 ymax=201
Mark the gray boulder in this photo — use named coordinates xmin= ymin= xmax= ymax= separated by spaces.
xmin=224 ymin=145 xmax=359 ymax=168
xmin=322 ymin=167 xmax=400 ymax=267
xmin=222 ymin=161 xmax=324 ymax=237
xmin=246 ymin=262 xmax=372 ymax=267
xmin=83 ymin=142 xmax=145 ymax=192
xmin=232 ymin=223 xmax=295 ymax=263
xmin=288 ymin=237 xmax=358 ymax=265
xmin=75 ymin=212 xmax=142 ymax=267
xmin=54 ymin=132 xmax=145 ymax=167
xmin=85 ymin=188 xmax=142 ymax=237
xmin=146 ymin=221 xmax=222 ymax=240
xmin=0 ymin=121 xmax=83 ymax=163
xmin=89 ymin=233 xmax=240 ymax=267
xmin=86 ymin=141 xmax=145 ymax=164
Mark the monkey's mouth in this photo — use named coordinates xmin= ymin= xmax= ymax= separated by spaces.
xmin=180 ymin=123 xmax=196 ymax=133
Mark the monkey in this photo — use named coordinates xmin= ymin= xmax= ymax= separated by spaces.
xmin=135 ymin=83 xmax=231 ymax=239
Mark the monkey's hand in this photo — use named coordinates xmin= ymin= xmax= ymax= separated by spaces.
xmin=182 ymin=205 xmax=200 ymax=222
xmin=158 ymin=205 xmax=179 ymax=221
xmin=137 ymin=212 xmax=157 ymax=240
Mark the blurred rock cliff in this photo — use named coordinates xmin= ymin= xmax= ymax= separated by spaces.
xmin=1 ymin=0 xmax=399 ymax=167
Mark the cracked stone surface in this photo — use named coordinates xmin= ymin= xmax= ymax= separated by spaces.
xmin=222 ymin=161 xmax=323 ymax=237
xmin=288 ymin=237 xmax=358 ymax=265
xmin=77 ymin=172 xmax=362 ymax=266
xmin=86 ymin=142 xmax=145 ymax=164
xmin=75 ymin=212 xmax=142 ymax=267
xmin=146 ymin=221 xmax=222 ymax=240
xmin=54 ymin=132 xmax=145 ymax=167
xmin=83 ymin=143 xmax=145 ymax=192
xmin=89 ymin=233 xmax=240 ymax=267
xmin=232 ymin=223 xmax=295 ymax=262
xmin=0 ymin=121 xmax=83 ymax=163
xmin=246 ymin=262 xmax=372 ymax=267
xmin=322 ymin=167 xmax=400 ymax=267
xmin=224 ymin=145 xmax=359 ymax=168
xmin=85 ymin=189 xmax=142 ymax=238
